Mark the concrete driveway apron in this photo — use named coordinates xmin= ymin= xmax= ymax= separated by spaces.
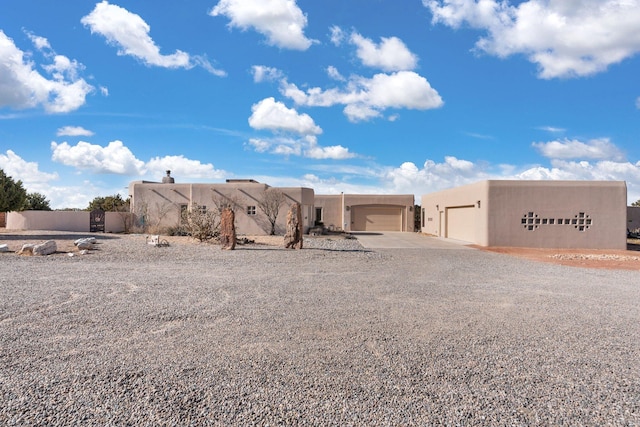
xmin=351 ymin=232 xmax=475 ymax=249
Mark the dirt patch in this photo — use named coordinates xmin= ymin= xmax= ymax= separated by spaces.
xmin=475 ymin=240 xmax=640 ymax=271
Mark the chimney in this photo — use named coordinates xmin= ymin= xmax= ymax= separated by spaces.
xmin=162 ymin=170 xmax=175 ymax=184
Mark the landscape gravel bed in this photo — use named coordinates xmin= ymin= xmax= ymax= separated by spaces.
xmin=1 ymin=231 xmax=638 ymax=425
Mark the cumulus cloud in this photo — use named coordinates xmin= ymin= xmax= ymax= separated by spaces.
xmin=145 ymin=155 xmax=226 ymax=179
xmin=51 ymin=140 xmax=145 ymax=175
xmin=0 ymin=30 xmax=94 ymax=113
xmin=248 ymin=97 xmax=322 ymax=135
xmin=532 ymin=138 xmax=625 ymax=161
xmin=305 ymin=143 xmax=355 ymax=160
xmin=349 ymin=32 xmax=418 ymax=72
xmin=425 ymin=0 xmax=640 ymax=78
xmin=57 ymin=126 xmax=95 ymax=137
xmin=251 ymin=65 xmax=283 ymax=83
xmin=210 ymin=0 xmax=313 ymax=50
xmin=281 ymin=71 xmax=444 ymax=122
xmin=82 ymin=1 xmax=225 ymax=76
xmin=0 ymin=150 xmax=59 ymax=185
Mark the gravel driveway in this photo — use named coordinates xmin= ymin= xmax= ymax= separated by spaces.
xmin=1 ymin=232 xmax=638 ymax=425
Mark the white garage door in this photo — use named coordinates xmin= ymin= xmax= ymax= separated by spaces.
xmin=446 ymin=206 xmax=476 ymax=242
xmin=352 ymin=206 xmax=402 ymax=231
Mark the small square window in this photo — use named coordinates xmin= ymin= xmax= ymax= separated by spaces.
xmin=549 ymin=218 xmax=555 ymax=224
xmin=542 ymin=219 xmax=548 ymax=224
xmin=247 ymin=206 xmax=256 ymax=215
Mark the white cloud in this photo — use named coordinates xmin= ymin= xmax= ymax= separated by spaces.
xmin=210 ymin=0 xmax=313 ymax=50
xmin=425 ymin=0 xmax=640 ymax=78
xmin=326 ymin=66 xmax=345 ymax=81
xmin=248 ymin=97 xmax=322 ymax=135
xmin=538 ymin=126 xmax=566 ymax=133
xmin=281 ymin=71 xmax=444 ymax=122
xmin=349 ymin=32 xmax=418 ymax=72
xmin=57 ymin=126 xmax=95 ymax=137
xmin=145 ymin=155 xmax=226 ymax=179
xmin=305 ymin=144 xmax=355 ymax=160
xmin=636 ymin=96 xmax=640 ymax=109
xmin=0 ymin=150 xmax=59 ymax=185
xmin=251 ymin=65 xmax=283 ymax=83
xmin=532 ymin=138 xmax=625 ymax=161
xmin=82 ymin=1 xmax=225 ymax=75
xmin=51 ymin=140 xmax=145 ymax=175
xmin=329 ymin=25 xmax=345 ymax=46
xmin=0 ymin=30 xmax=94 ymax=113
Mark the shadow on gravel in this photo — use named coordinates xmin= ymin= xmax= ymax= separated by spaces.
xmin=0 ymin=233 xmax=121 ymax=241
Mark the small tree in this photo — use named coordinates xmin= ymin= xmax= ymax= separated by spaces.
xmin=632 ymin=200 xmax=640 ymax=207
xmin=257 ymin=187 xmax=286 ymax=235
xmin=181 ymin=203 xmax=220 ymax=242
xmin=87 ymin=194 xmax=128 ymax=212
xmin=25 ymin=192 xmax=52 ymax=211
xmin=0 ymin=169 xmax=27 ymax=211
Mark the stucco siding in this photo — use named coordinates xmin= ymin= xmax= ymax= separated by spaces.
xmin=6 ymin=211 xmax=128 ymax=233
xmin=422 ymin=180 xmax=626 ymax=249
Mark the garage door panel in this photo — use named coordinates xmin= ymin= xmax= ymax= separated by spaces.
xmin=352 ymin=206 xmax=402 ymax=231
xmin=446 ymin=206 xmax=475 ymax=242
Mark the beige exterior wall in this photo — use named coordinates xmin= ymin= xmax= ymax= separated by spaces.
xmin=628 ymin=207 xmax=640 ymax=231
xmin=5 ymin=211 xmax=128 ymax=233
xmin=422 ymin=180 xmax=627 ymax=249
xmin=128 ymin=180 xmax=315 ymax=235
xmin=314 ymin=194 xmax=414 ymax=232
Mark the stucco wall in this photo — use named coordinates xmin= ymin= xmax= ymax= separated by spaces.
xmin=129 ymin=181 xmax=314 ymax=235
xmin=315 ymin=194 xmax=414 ymax=232
xmin=6 ymin=211 xmax=128 ymax=233
xmin=422 ymin=180 xmax=627 ymax=249
xmin=628 ymin=206 xmax=640 ymax=231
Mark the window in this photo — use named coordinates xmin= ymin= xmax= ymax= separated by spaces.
xmin=246 ymin=206 xmax=256 ymax=215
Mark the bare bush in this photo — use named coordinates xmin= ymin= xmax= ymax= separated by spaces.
xmin=181 ymin=203 xmax=220 ymax=242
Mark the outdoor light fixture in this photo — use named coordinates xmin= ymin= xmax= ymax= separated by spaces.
xmin=477 ymin=200 xmax=481 ymax=208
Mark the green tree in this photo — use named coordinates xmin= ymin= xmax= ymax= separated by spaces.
xmin=87 ymin=194 xmax=129 ymax=212
xmin=631 ymin=200 xmax=640 ymax=207
xmin=0 ymin=169 xmax=27 ymax=211
xmin=25 ymin=192 xmax=52 ymax=210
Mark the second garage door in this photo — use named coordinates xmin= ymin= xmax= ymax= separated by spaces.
xmin=351 ymin=205 xmax=403 ymax=231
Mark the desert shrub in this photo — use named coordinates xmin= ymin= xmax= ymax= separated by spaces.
xmin=181 ymin=203 xmax=220 ymax=242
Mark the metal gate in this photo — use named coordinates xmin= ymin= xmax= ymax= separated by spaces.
xmin=90 ymin=209 xmax=105 ymax=232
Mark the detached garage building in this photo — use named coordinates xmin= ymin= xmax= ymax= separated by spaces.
xmin=315 ymin=194 xmax=415 ymax=232
xmin=421 ymin=180 xmax=627 ymax=249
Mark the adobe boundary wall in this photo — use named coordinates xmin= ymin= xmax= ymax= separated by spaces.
xmin=5 ymin=211 xmax=129 ymax=233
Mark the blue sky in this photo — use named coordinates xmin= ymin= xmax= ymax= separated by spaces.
xmin=1 ymin=0 xmax=639 ymax=209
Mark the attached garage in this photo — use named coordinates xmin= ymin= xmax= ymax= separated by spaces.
xmin=351 ymin=205 xmax=403 ymax=232
xmin=445 ymin=205 xmax=476 ymax=242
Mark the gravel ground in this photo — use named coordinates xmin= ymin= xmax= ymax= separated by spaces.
xmin=0 ymin=231 xmax=639 ymax=426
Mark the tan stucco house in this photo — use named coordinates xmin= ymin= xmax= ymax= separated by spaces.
xmin=314 ymin=194 xmax=415 ymax=232
xmin=421 ymin=180 xmax=627 ymax=249
xmin=128 ymin=175 xmax=315 ymax=235
xmin=128 ymin=172 xmax=415 ymax=235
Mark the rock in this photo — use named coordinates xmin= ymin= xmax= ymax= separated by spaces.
xmin=18 ymin=243 xmax=36 ymax=255
xmin=284 ymin=203 xmax=303 ymax=249
xmin=74 ymin=237 xmax=96 ymax=246
xmin=33 ymin=240 xmax=57 ymax=256
xmin=20 ymin=240 xmax=57 ymax=256
xmin=219 ymin=208 xmax=236 ymax=250
xmin=0 ymin=244 xmax=9 ymax=252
